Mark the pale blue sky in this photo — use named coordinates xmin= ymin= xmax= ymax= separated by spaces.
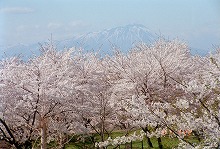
xmin=0 ymin=0 xmax=220 ymax=52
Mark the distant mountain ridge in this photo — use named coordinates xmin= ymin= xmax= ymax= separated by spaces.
xmin=0 ymin=24 xmax=206 ymax=59
xmin=0 ymin=24 xmax=156 ymax=59
xmin=56 ymin=24 xmax=156 ymax=54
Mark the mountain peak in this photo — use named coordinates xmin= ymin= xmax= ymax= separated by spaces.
xmin=1 ymin=24 xmax=156 ymax=58
xmin=124 ymin=24 xmax=149 ymax=29
xmin=71 ymin=24 xmax=155 ymax=54
xmin=106 ymin=24 xmax=151 ymax=33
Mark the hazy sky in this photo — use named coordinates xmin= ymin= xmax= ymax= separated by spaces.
xmin=0 ymin=0 xmax=220 ymax=52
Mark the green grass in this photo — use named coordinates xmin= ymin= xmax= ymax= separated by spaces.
xmin=60 ymin=131 xmax=201 ymax=149
xmin=63 ymin=137 xmax=179 ymax=149
xmin=44 ymin=130 xmax=201 ymax=149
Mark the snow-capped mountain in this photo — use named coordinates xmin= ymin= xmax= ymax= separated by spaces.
xmin=56 ymin=24 xmax=156 ymax=54
xmin=0 ymin=24 xmax=156 ymax=59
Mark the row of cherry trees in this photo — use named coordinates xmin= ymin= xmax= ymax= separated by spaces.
xmin=0 ymin=39 xmax=220 ymax=148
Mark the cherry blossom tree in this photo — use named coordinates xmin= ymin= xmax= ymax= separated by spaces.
xmin=105 ymin=38 xmax=194 ymax=148
xmin=107 ymin=41 xmax=220 ymax=148
xmin=175 ymin=51 xmax=220 ymax=148
xmin=72 ymin=51 xmax=118 ymax=144
xmin=0 ymin=44 xmax=82 ymax=149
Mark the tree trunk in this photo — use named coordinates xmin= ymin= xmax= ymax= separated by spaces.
xmin=24 ymin=140 xmax=32 ymax=149
xmin=142 ymin=127 xmax=153 ymax=148
xmin=157 ymin=137 xmax=163 ymax=149
xmin=146 ymin=135 xmax=153 ymax=148
xmin=40 ymin=119 xmax=47 ymax=149
xmin=125 ymin=143 xmax=131 ymax=149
